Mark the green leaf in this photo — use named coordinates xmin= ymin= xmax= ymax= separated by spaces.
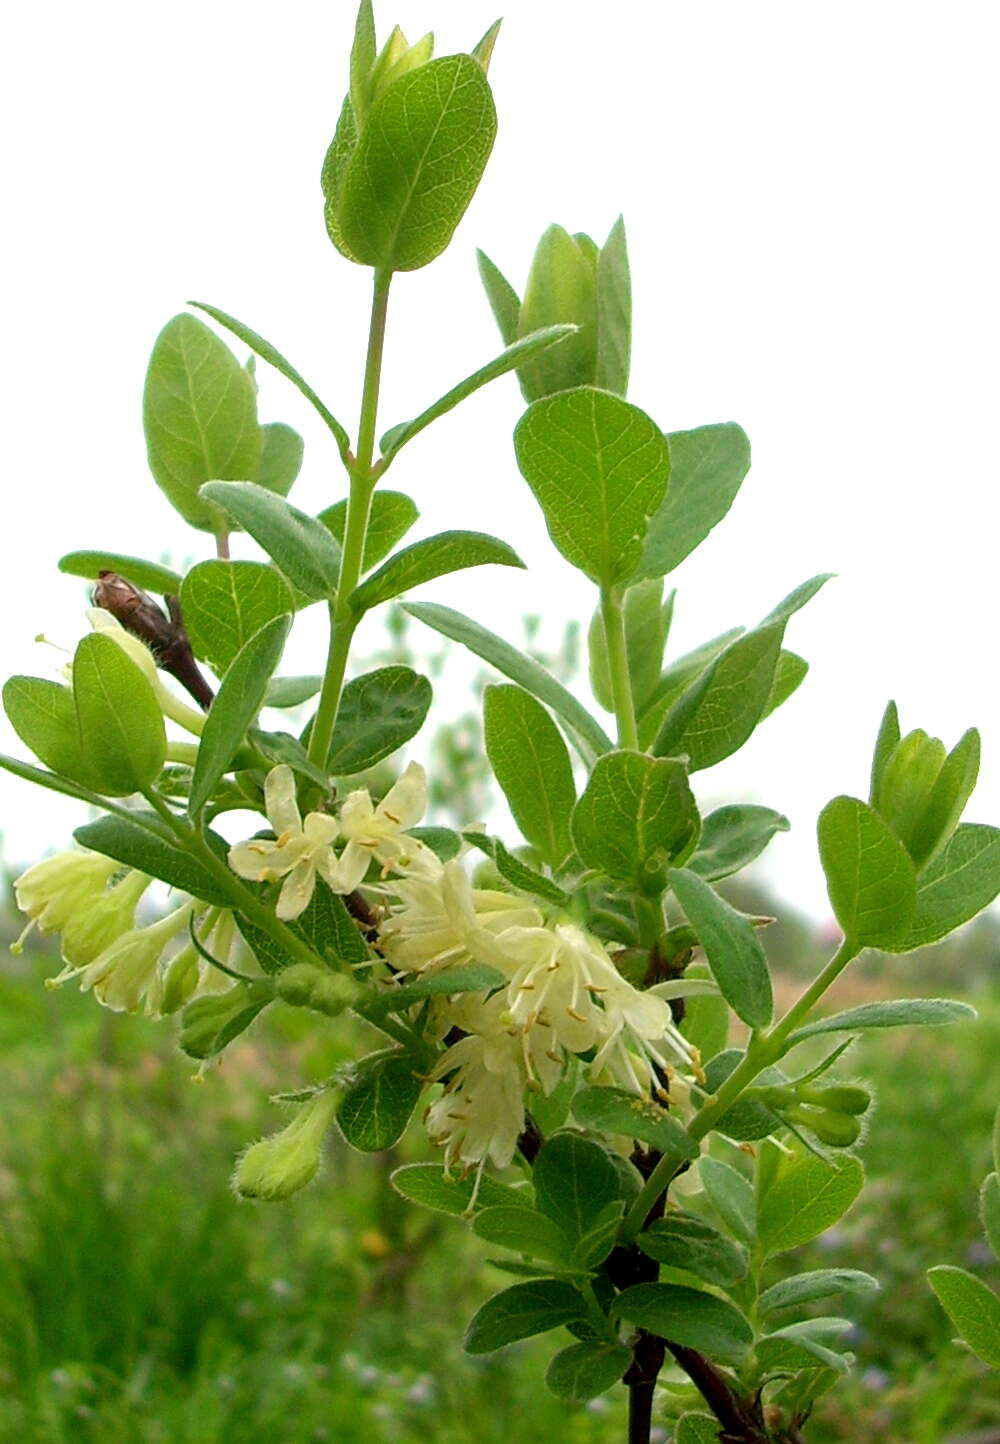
xmin=870 ymin=700 xmax=902 ymax=807
xmin=249 ymin=728 xmax=329 ymax=788
xmin=336 ymin=1052 xmax=422 ymax=1152
xmin=573 ymin=752 xmax=700 ymax=893
xmin=179 ymin=982 xmax=273 ymax=1060
xmin=698 ymin=1157 xmax=756 ymax=1245
xmin=349 ymin=0 xmax=376 ymax=122
xmin=337 ymin=55 xmax=496 ymax=271
xmin=652 ymin=624 xmax=783 ymax=770
xmin=402 ymin=601 xmax=612 ymax=760
xmin=74 ymin=812 xmax=233 ymax=906
xmin=762 ymin=1318 xmax=855 ymax=1372
xmin=200 ymin=482 xmax=342 ymax=601
xmin=637 ymin=1213 xmax=748 ymax=1287
xmin=758 ymin=1154 xmax=864 ymax=1257
xmin=680 ymin=967 xmax=730 ymax=1067
xmin=483 ymin=684 xmax=576 ymax=867
xmin=516 ymin=226 xmax=597 ymax=400
xmin=545 ymin=1341 xmax=630 ymax=1403
xmin=0 ymin=751 xmax=112 ymax=809
xmin=785 ymin=996 xmax=976 ymax=1044
xmin=817 ymin=796 xmax=917 ymax=947
xmin=408 ymin=825 xmax=463 ymax=861
xmin=465 ymin=1279 xmax=587 ymax=1355
xmin=4 ymin=676 xmax=94 ymax=791
xmin=462 ymin=831 xmax=570 ymax=907
xmin=319 ymin=491 xmax=419 ymax=571
xmin=189 ymin=302 xmax=350 ymax=459
xmin=570 ymin=1200 xmax=625 ymax=1271
xmin=71 ymin=635 xmax=166 ymax=796
xmin=759 ymin=1269 xmax=880 ymax=1317
xmin=928 ymin=1266 xmax=1000 ymax=1367
xmin=143 ymin=314 xmax=260 ymax=531
xmin=687 ymin=805 xmax=790 ymax=882
xmin=886 ymin=823 xmax=1000 ymax=951
xmin=476 ymin=248 xmax=520 ymax=348
xmin=325 ymin=666 xmax=431 ymax=774
xmin=361 ymin=963 xmax=506 ymax=1021
xmin=59 ymin=551 xmax=183 ymax=595
xmin=909 ymin=727 xmax=981 ymax=870
xmin=572 ymin=1087 xmax=699 ymax=1161
xmin=594 ymin=215 xmax=631 ymax=396
xmin=472 ymin=1207 xmax=571 ymax=1265
xmin=533 ymin=1133 xmax=620 ymax=1244
xmin=670 ymin=868 xmax=772 ymax=1029
xmin=615 ymin=1283 xmax=752 ymax=1361
xmin=637 ymin=626 xmax=745 ymax=751
xmin=762 ymin=650 xmax=809 ymax=720
xmin=352 ymin=531 xmax=524 ymax=614
xmin=379 ymin=326 xmax=577 ymax=462
xmin=189 ymin=615 xmax=290 ymax=816
xmin=294 ymin=880 xmax=369 ymax=966
xmin=674 ymin=1416 xmax=722 ymax=1444
xmin=391 ymin=1163 xmax=525 ymax=1217
xmin=265 ymin=675 xmax=324 ymax=709
xmin=255 ymin=422 xmax=303 ymax=497
xmin=180 ymin=561 xmax=293 ymax=675
xmin=233 ymin=914 xmax=297 ymax=976
xmin=981 ymin=1174 xmax=1000 ymax=1261
xmin=513 ymin=389 xmax=670 ymax=588
xmin=589 ymin=579 xmax=671 ymax=716
xmin=634 ymin=423 xmax=751 ymax=581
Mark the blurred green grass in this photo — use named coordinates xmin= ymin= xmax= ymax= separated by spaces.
xmin=2 ymin=912 xmax=1000 ymax=1442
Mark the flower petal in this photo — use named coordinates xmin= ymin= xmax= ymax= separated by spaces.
xmin=276 ymin=857 xmax=318 ymax=920
xmin=265 ymin=765 xmax=302 ymax=839
xmin=376 ymin=761 xmax=427 ymax=830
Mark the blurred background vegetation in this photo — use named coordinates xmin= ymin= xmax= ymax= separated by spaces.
xmin=2 ymin=615 xmax=999 ymax=1443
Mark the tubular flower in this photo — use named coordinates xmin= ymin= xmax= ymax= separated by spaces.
xmin=378 ymin=857 xmax=543 ymax=977
xmin=160 ymin=908 xmax=241 ymax=1014
xmin=500 ymin=921 xmax=672 ymax=1056
xmin=85 ymin=608 xmax=205 ymax=735
xmin=228 ymin=765 xmax=340 ymax=920
xmin=14 ymin=850 xmax=154 ymax=966
xmin=329 ymin=762 xmax=437 ymax=892
xmin=48 ymin=901 xmax=196 ymax=1014
xmin=425 ymin=1000 xmax=527 ymax=1171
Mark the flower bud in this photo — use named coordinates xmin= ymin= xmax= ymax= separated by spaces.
xmin=234 ymin=1091 xmax=338 ymax=1202
xmin=785 ymin=1104 xmax=861 ymax=1148
xmin=275 ymin=963 xmax=359 ymax=1017
xmin=870 ymin=707 xmax=980 ymax=869
xmin=179 ymin=980 xmax=272 ymax=1060
xmin=796 ymin=1083 xmax=871 ymax=1116
xmin=479 ymin=216 xmax=630 ymax=402
xmin=160 ymin=944 xmax=201 ymax=1015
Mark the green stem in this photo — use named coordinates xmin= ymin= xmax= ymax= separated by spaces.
xmin=308 ymin=267 xmax=392 ymax=770
xmin=600 ymin=586 xmax=638 ymax=750
xmin=620 ymin=937 xmax=860 ymax=1241
xmin=141 ymin=789 xmax=329 ymax=975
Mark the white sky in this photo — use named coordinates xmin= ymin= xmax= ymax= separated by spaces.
xmin=2 ymin=1 xmax=998 ymax=921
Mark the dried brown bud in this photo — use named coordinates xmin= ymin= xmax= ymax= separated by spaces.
xmin=92 ymin=571 xmax=215 ymax=710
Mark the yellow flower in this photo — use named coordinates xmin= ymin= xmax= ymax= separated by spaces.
xmin=49 ymin=901 xmax=195 ymax=1014
xmin=329 ymin=762 xmax=436 ymax=892
xmin=425 ymin=1000 xmax=526 ymax=1171
xmin=228 ymin=765 xmax=340 ymax=921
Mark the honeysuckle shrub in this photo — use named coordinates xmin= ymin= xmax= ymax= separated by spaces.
xmin=3 ymin=5 xmax=999 ymax=1441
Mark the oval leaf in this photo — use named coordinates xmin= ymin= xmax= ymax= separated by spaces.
xmin=472 ymin=1207 xmax=571 ymax=1265
xmin=637 ymin=1213 xmax=748 ymax=1287
xmin=928 ymin=1265 xmax=1000 ymax=1368
xmin=325 ymin=665 xmax=431 ymax=774
xmin=143 ymin=313 xmax=260 ymax=530
xmin=402 ymin=600 xmax=612 ymax=760
xmin=786 ymin=996 xmax=976 ymax=1044
xmin=75 ymin=812 xmax=233 ymax=906
xmin=483 ymin=684 xmax=576 ymax=867
xmin=200 ymin=482 xmax=342 ymax=600
xmin=545 ymin=1341 xmax=630 ymax=1403
xmin=817 ymin=796 xmax=917 ymax=947
xmin=687 ymin=804 xmax=790 ymax=882
xmin=336 ymin=1052 xmax=422 ymax=1152
xmin=181 ymin=561 xmax=293 ymax=675
xmin=888 ymin=822 xmax=1000 ymax=951
xmin=759 ymin=1269 xmax=880 ymax=1317
xmin=635 ymin=423 xmax=751 ymax=581
xmin=670 ymin=868 xmax=773 ymax=1029
xmin=698 ymin=1157 xmax=756 ymax=1245
xmin=390 ymin=1163 xmax=525 ymax=1217
xmin=758 ymin=1154 xmax=864 ymax=1257
xmin=72 ymin=634 xmax=166 ymax=795
xmin=533 ymin=1133 xmax=620 ymax=1244
xmin=615 ymin=1283 xmax=752 ymax=1360
xmin=319 ymin=490 xmax=419 ymax=570
xmin=513 ymin=389 xmax=670 ymax=588
xmin=59 ymin=551 xmax=183 ymax=595
xmin=465 ymin=1279 xmax=587 ymax=1355
xmin=189 ymin=615 xmax=291 ymax=816
xmin=352 ymin=530 xmax=524 ymax=614
xmin=572 ymin=1086 xmax=698 ymax=1161
xmin=573 ymin=751 xmax=700 ymax=892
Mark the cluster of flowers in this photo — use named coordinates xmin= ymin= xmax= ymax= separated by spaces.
xmin=14 ymin=758 xmax=690 ymax=1174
